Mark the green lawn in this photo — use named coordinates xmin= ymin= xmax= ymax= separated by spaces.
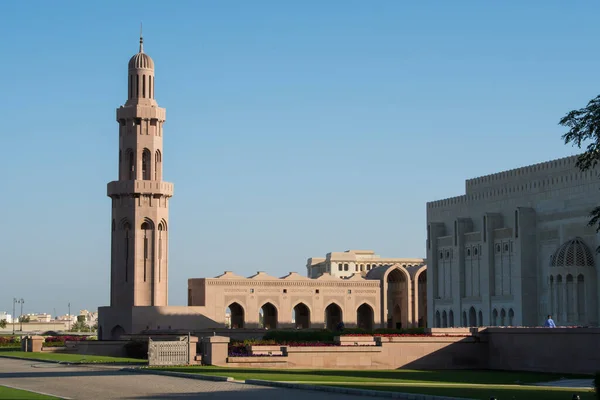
xmin=0 ymin=351 xmax=145 ymax=364
xmin=152 ymin=366 xmax=595 ymax=400
xmin=0 ymin=385 xmax=61 ymax=399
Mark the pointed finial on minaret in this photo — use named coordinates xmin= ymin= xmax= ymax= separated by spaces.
xmin=139 ymin=22 xmax=144 ymax=53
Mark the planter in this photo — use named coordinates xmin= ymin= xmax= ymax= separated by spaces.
xmin=336 ymin=336 xmax=376 ymax=346
xmin=247 ymin=345 xmax=285 ymax=356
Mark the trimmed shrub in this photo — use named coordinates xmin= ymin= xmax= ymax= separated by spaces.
xmin=124 ymin=340 xmax=148 ymax=359
xmin=595 ymin=371 xmax=599 ymax=399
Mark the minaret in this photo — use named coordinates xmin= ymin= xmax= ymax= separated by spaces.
xmin=107 ymin=33 xmax=173 ymax=307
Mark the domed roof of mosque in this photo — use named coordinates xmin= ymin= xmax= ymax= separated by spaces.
xmin=128 ymin=36 xmax=154 ymax=70
xmin=550 ymin=237 xmax=595 ymax=268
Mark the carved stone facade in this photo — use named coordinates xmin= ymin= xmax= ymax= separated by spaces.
xmin=427 ymin=156 xmax=600 ymax=328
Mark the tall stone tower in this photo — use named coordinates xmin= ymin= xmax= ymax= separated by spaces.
xmin=107 ymin=34 xmax=173 ymax=307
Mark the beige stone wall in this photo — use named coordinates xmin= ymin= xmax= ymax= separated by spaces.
xmin=483 ymin=327 xmax=600 ymax=374
xmin=426 ymin=154 xmax=600 ymax=328
xmin=220 ymin=327 xmax=600 ymax=374
xmin=189 ymin=272 xmax=382 ymax=329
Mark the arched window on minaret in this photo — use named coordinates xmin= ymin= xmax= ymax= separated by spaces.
xmin=136 ymin=75 xmax=140 ymax=97
xmin=149 ymin=76 xmax=152 ymax=99
xmin=127 ymin=149 xmax=135 ymax=180
xmin=141 ymin=221 xmax=153 ymax=282
xmin=155 ymin=150 xmax=162 ymax=180
xmin=142 ymin=149 xmax=151 ymax=180
xmin=143 ymin=74 xmax=146 ymax=98
xmin=129 ymin=75 xmax=133 ymax=99
xmin=158 ymin=221 xmax=165 ymax=283
xmin=122 ymin=221 xmax=131 ymax=283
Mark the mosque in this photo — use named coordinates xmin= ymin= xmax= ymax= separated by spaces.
xmin=427 ymin=158 xmax=600 ymax=328
xmin=99 ymin=35 xmax=600 ymax=339
xmin=97 ymin=37 xmax=427 ymax=340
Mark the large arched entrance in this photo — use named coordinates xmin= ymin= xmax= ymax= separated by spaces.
xmin=227 ymin=302 xmax=245 ymax=329
xmin=325 ymin=303 xmax=343 ymax=330
xmin=357 ymin=303 xmax=374 ymax=331
xmin=417 ymin=270 xmax=427 ymax=327
xmin=260 ymin=303 xmax=278 ymax=329
xmin=468 ymin=307 xmax=476 ymax=327
xmin=387 ymin=268 xmax=408 ymax=329
xmin=110 ymin=325 xmax=125 ymax=340
xmin=293 ymin=303 xmax=310 ymax=329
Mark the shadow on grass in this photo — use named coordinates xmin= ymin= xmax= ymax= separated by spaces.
xmin=322 ymin=383 xmax=596 ymax=400
xmin=156 ymin=367 xmax=590 ymax=385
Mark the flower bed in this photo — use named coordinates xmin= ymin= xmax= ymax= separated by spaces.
xmin=343 ymin=333 xmax=472 ymax=337
xmin=0 ymin=336 xmax=20 ymax=347
xmin=43 ymin=335 xmax=93 ymax=347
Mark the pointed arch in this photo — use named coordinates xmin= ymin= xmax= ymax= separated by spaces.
xmin=110 ymin=325 xmax=125 ymax=340
xmin=383 ymin=265 xmax=411 ymax=329
xmin=141 ymin=218 xmax=154 ymax=283
xmin=435 ymin=310 xmax=441 ymax=328
xmin=508 ymin=309 xmax=515 ymax=326
xmin=293 ymin=302 xmax=310 ymax=329
xmin=468 ymin=306 xmax=477 ymax=327
xmin=492 ymin=309 xmax=498 ymax=326
xmin=259 ymin=302 xmax=278 ymax=329
xmin=448 ymin=310 xmax=454 ymax=327
xmin=442 ymin=310 xmax=448 ymax=328
xmin=142 ymin=148 xmax=151 ymax=180
xmin=325 ymin=302 xmax=343 ymax=330
xmin=226 ymin=302 xmax=245 ymax=329
xmin=357 ymin=303 xmax=374 ymax=331
xmin=155 ymin=149 xmax=162 ymax=180
xmin=125 ymin=148 xmax=134 ymax=180
xmin=500 ymin=309 xmax=506 ymax=326
xmin=478 ymin=310 xmax=483 ymax=327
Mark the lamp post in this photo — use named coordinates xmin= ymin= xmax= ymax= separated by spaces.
xmin=68 ymin=302 xmax=71 ymax=331
xmin=17 ymin=299 xmax=24 ymax=332
xmin=12 ymin=298 xmax=16 ymax=335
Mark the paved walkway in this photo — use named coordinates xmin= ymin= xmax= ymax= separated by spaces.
xmin=0 ymin=358 xmax=387 ymax=400
xmin=533 ymin=378 xmax=594 ymax=389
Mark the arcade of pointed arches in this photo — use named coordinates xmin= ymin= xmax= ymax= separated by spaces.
xmin=219 ymin=263 xmax=427 ymax=330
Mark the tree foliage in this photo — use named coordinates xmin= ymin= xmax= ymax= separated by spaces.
xmin=0 ymin=319 xmax=6 ymax=329
xmin=559 ymin=95 xmax=600 ymax=246
xmin=18 ymin=315 xmax=30 ymax=323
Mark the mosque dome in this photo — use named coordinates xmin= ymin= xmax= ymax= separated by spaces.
xmin=128 ymin=36 xmax=154 ymax=70
xmin=550 ymin=237 xmax=595 ymax=268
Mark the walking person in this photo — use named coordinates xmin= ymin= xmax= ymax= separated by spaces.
xmin=544 ymin=314 xmax=556 ymax=328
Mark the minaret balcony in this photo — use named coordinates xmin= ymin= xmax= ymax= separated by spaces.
xmin=107 ymin=180 xmax=174 ymax=197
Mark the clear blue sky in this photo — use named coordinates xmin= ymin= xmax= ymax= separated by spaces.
xmin=0 ymin=0 xmax=596 ymax=316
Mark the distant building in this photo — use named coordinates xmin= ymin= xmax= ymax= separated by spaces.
xmin=28 ymin=313 xmax=52 ymax=323
xmin=307 ymin=249 xmax=425 ymax=278
xmin=0 ymin=312 xmax=12 ymax=323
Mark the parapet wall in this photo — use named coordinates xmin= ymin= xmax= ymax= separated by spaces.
xmin=221 ymin=327 xmax=600 ymax=374
xmin=482 ymin=327 xmax=600 ymax=374
xmin=427 ymin=154 xmax=599 ymax=210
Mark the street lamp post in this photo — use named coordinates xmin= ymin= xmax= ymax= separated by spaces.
xmin=68 ymin=302 xmax=71 ymax=331
xmin=12 ymin=298 xmax=16 ymax=335
xmin=19 ymin=299 xmax=24 ymax=332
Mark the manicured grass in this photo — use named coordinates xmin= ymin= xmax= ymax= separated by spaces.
xmin=0 ymin=385 xmax=61 ymax=399
xmin=152 ymin=366 xmax=595 ymax=400
xmin=0 ymin=351 xmax=145 ymax=364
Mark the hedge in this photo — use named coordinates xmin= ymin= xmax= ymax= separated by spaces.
xmin=262 ymin=328 xmax=426 ymax=343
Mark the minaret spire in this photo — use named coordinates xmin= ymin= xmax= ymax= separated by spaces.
xmin=139 ymin=22 xmax=144 ymax=53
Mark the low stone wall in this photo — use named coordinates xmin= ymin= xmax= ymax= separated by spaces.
xmin=222 ymin=334 xmax=482 ymax=370
xmin=65 ymin=340 xmax=130 ymax=357
xmin=483 ymin=327 xmax=600 ymax=375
